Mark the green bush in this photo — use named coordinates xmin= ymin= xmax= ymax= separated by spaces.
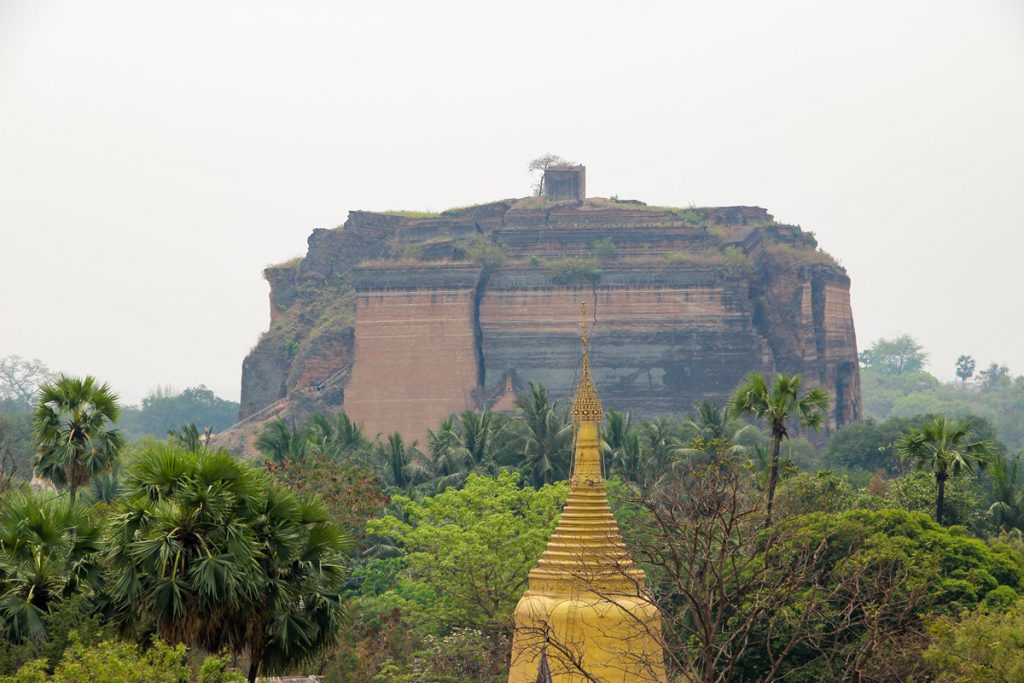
xmin=720 ymin=246 xmax=752 ymax=279
xmin=457 ymin=237 xmax=506 ymax=268
xmin=926 ymin=603 xmax=1024 ymax=681
xmin=1 ymin=636 xmax=189 ymax=683
xmin=591 ymin=237 xmax=617 ymax=260
xmin=547 ymin=258 xmax=600 ymax=285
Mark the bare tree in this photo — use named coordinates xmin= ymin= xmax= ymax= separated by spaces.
xmin=527 ymin=154 xmax=572 ymax=196
xmin=527 ymin=439 xmax=931 ymax=682
xmin=0 ymin=355 xmax=52 ymax=408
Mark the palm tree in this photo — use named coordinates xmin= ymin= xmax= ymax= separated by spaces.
xmin=425 ymin=411 xmax=512 ymax=491
xmin=167 ymin=422 xmax=204 ymax=451
xmin=0 ymin=492 xmax=102 ymax=641
xmin=639 ymin=417 xmax=682 ymax=480
xmin=514 ymin=382 xmax=572 ymax=487
xmin=684 ymin=399 xmax=759 ymax=445
xmin=375 ymin=432 xmax=431 ymax=491
xmin=602 ymin=410 xmax=663 ymax=486
xmin=255 ymin=417 xmax=309 ymax=462
xmin=896 ymin=416 xmax=996 ymax=525
xmin=454 ymin=410 xmax=512 ymax=472
xmin=602 ymin=409 xmax=633 ymax=459
xmin=609 ymin=430 xmax=648 ymax=485
xmin=728 ymin=372 xmax=830 ymax=527
xmin=986 ymin=450 xmax=1024 ymax=533
xmin=307 ymin=412 xmax=369 ymax=459
xmin=105 ymin=444 xmax=351 ymax=683
xmin=32 ymin=374 xmax=124 ymax=503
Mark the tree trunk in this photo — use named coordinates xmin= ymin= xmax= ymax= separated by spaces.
xmin=765 ymin=430 xmax=783 ymax=528
xmin=247 ymin=658 xmax=259 ymax=683
xmin=936 ymin=471 xmax=947 ymax=525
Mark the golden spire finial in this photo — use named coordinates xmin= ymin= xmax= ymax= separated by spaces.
xmin=572 ymin=302 xmax=602 ymax=425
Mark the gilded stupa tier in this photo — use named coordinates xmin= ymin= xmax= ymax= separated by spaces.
xmin=508 ymin=305 xmax=666 ymax=683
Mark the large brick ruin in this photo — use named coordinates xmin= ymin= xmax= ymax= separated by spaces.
xmin=238 ymin=168 xmax=861 ymax=444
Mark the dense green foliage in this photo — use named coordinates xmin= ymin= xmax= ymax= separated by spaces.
xmin=859 ymin=335 xmax=1024 ymax=450
xmin=925 ymin=601 xmax=1024 ymax=681
xmin=119 ymin=386 xmax=239 ymax=440
xmin=348 ymin=473 xmax=566 ymax=679
xmin=0 ymin=637 xmax=190 ymax=683
xmin=5 ymin=335 xmax=1024 ymax=680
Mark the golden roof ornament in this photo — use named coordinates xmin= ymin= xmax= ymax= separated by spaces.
xmin=571 ymin=302 xmax=602 ymax=425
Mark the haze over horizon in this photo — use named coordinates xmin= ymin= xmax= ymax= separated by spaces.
xmin=2 ymin=0 xmax=1023 ymax=405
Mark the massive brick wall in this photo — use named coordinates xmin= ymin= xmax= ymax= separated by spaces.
xmin=480 ymin=269 xmax=770 ymax=417
xmin=343 ymin=266 xmax=482 ymax=443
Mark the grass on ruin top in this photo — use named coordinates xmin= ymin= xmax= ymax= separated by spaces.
xmin=764 ymin=243 xmax=842 ymax=269
xmin=357 ymin=257 xmax=479 ymax=268
xmin=379 ymin=209 xmax=442 ymax=218
xmin=267 ymin=255 xmax=304 ymax=270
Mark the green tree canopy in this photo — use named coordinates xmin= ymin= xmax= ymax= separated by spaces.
xmin=119 ymin=386 xmax=239 ymax=440
xmin=925 ymin=601 xmax=1024 ymax=682
xmin=859 ymin=335 xmax=928 ymax=375
xmin=359 ymin=472 xmax=566 ymax=670
xmin=735 ymin=508 xmax=1024 ymax=681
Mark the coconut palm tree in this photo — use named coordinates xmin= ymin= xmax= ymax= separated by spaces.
xmin=684 ymin=399 xmax=760 ymax=445
xmin=375 ymin=432 xmax=431 ymax=491
xmin=32 ymin=374 xmax=124 ymax=503
xmin=255 ymin=417 xmax=309 ymax=462
xmin=728 ymin=373 xmax=830 ymax=527
xmin=454 ymin=410 xmax=513 ymax=472
xmin=514 ymin=382 xmax=572 ymax=487
xmin=986 ymin=450 xmax=1024 ymax=533
xmin=896 ymin=416 xmax=996 ymax=525
xmin=308 ymin=412 xmax=369 ymax=459
xmin=426 ymin=411 xmax=513 ymax=490
xmin=639 ymin=417 xmax=682 ymax=479
xmin=105 ymin=444 xmax=351 ymax=683
xmin=602 ymin=410 xmax=633 ymax=459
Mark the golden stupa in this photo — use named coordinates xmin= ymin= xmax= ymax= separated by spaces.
xmin=508 ymin=305 xmax=666 ymax=683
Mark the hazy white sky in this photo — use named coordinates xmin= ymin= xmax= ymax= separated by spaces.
xmin=2 ymin=0 xmax=1023 ymax=404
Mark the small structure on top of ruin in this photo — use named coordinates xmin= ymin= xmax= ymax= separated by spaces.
xmin=542 ymin=165 xmax=586 ymax=202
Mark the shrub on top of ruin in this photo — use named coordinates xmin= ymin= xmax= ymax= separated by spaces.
xmin=764 ymin=242 xmax=841 ymax=269
xmin=591 ymin=237 xmax=617 ymax=261
xmin=678 ymin=208 xmax=703 ymax=225
xmin=456 ymin=237 xmax=506 ymax=269
xmin=721 ymin=246 xmax=753 ymax=279
xmin=547 ymin=258 xmax=601 ymax=285
xmin=382 ymin=238 xmax=426 ymax=261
